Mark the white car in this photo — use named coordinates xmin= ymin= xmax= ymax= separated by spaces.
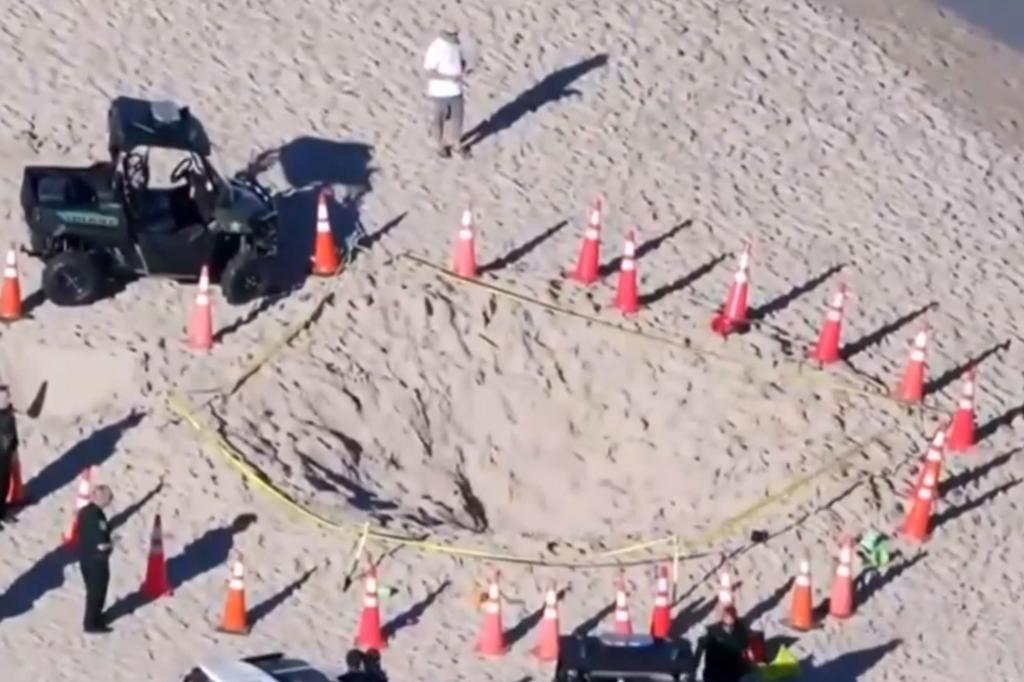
xmin=182 ymin=653 xmax=345 ymax=682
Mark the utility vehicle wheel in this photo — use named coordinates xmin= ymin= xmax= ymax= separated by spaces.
xmin=220 ymin=251 xmax=272 ymax=305
xmin=41 ymin=252 xmax=105 ymax=307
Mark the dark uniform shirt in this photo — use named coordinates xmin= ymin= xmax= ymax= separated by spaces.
xmin=699 ymin=622 xmax=751 ymax=682
xmin=77 ymin=503 xmax=113 ymax=560
xmin=0 ymin=406 xmax=17 ymax=459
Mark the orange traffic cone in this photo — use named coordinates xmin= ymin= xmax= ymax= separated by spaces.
xmin=475 ymin=572 xmax=506 ymax=656
xmin=717 ymin=570 xmax=736 ymax=610
xmin=902 ymin=469 xmax=938 ymax=543
xmin=612 ymin=574 xmax=632 ymax=636
xmin=912 ymin=428 xmax=947 ymax=497
xmin=568 ymin=198 xmax=603 ymax=285
xmin=809 ymin=284 xmax=847 ymax=365
xmin=311 ymin=188 xmax=341 ymax=276
xmin=649 ymin=564 xmax=671 ymax=639
xmin=612 ymin=230 xmax=640 ymax=316
xmin=788 ymin=558 xmax=814 ymax=631
xmin=0 ymin=247 xmax=23 ymax=322
xmin=7 ymin=451 xmax=26 ymax=506
xmin=828 ymin=537 xmax=855 ymax=619
xmin=355 ymin=565 xmax=386 ymax=650
xmin=531 ymin=586 xmax=560 ymax=661
xmin=947 ymin=369 xmax=977 ymax=453
xmin=140 ymin=514 xmax=172 ymax=599
xmin=218 ymin=560 xmax=250 ymax=634
xmin=452 ymin=206 xmax=478 ymax=279
xmin=710 ymin=243 xmax=751 ymax=337
xmin=896 ymin=327 xmax=929 ymax=403
xmin=62 ymin=467 xmax=93 ymax=547
xmin=187 ymin=266 xmax=214 ymax=351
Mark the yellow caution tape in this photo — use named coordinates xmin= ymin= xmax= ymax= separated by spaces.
xmin=397 ymin=252 xmax=945 ymax=417
xmin=165 ymin=390 xmax=890 ymax=569
xmin=222 ymin=291 xmax=335 ymax=397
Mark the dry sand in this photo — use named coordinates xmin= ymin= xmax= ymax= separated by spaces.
xmin=1 ymin=0 xmax=1023 ymax=680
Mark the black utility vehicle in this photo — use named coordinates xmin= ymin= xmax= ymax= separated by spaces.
xmin=20 ymin=96 xmax=279 ymax=306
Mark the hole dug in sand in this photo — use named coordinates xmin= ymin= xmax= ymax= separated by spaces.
xmin=211 ymin=285 xmax=905 ymax=547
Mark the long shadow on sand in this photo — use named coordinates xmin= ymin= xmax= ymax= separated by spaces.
xmin=106 ymin=512 xmax=257 ymax=623
xmin=382 ymin=580 xmax=451 ymax=639
xmin=840 ymin=302 xmax=936 ymax=361
xmin=23 ymin=411 xmax=145 ymax=506
xmin=922 ymin=340 xmax=1010 ymax=397
xmin=749 ymin=264 xmax=844 ymax=322
xmin=0 ymin=479 xmax=161 ymax=622
xmin=800 ymin=639 xmax=902 ymax=681
xmin=933 ymin=478 xmax=1021 ymax=531
xmin=669 ymin=595 xmax=717 ymax=639
xmin=598 ymin=219 xmax=694 ymax=278
xmin=479 ymin=220 xmax=568 ymax=275
xmin=940 ymin=448 xmax=1018 ymax=496
xmin=462 ymin=54 xmax=609 ymax=150
xmin=248 ymin=565 xmax=319 ymax=628
xmin=639 ymin=253 xmax=727 ymax=307
xmin=854 ymin=551 xmax=927 ymax=609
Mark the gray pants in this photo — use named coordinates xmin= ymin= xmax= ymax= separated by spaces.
xmin=430 ymin=95 xmax=464 ymax=149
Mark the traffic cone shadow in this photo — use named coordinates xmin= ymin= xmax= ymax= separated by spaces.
xmin=744 ymin=575 xmax=794 ymax=625
xmin=976 ymin=404 xmax=1024 ymax=444
xmin=24 ymin=411 xmax=144 ymax=507
xmin=940 ymin=448 xmax=1018 ymax=496
xmin=479 ymin=220 xmax=568 ymax=275
xmin=214 ymin=293 xmax=288 ymax=344
xmin=361 ymin=212 xmax=408 ymax=253
xmin=668 ymin=595 xmax=717 ymax=638
xmin=571 ymin=600 xmax=616 ymax=636
xmin=639 ymin=253 xmax=727 ymax=307
xmin=749 ymin=263 xmax=844 ymax=322
xmin=923 ymin=341 xmax=1010 ymax=397
xmin=248 ymin=566 xmax=318 ymax=628
xmin=166 ymin=513 xmax=258 ymax=590
xmin=20 ymin=290 xmax=46 ymax=318
xmin=597 ymin=219 xmax=693 ymax=278
xmin=504 ymin=599 xmax=548 ymax=647
xmin=932 ymin=478 xmax=1022 ymax=531
xmin=382 ymin=579 xmax=451 ymax=640
xmin=854 ymin=552 xmax=928 ymax=608
xmin=840 ymin=302 xmax=936 ymax=361
xmin=0 ymin=479 xmax=160 ymax=622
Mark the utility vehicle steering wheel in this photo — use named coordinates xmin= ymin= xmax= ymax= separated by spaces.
xmin=170 ymin=156 xmax=197 ymax=185
xmin=123 ymin=152 xmax=149 ymax=190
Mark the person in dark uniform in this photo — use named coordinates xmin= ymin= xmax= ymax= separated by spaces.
xmin=694 ymin=605 xmax=752 ymax=682
xmin=0 ymin=386 xmax=18 ymax=528
xmin=337 ymin=649 xmax=369 ymax=682
xmin=363 ymin=649 xmax=387 ymax=682
xmin=78 ymin=484 xmax=115 ymax=633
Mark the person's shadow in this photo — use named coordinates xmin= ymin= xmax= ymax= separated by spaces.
xmin=461 ymin=54 xmax=609 ymax=150
xmin=0 ymin=479 xmax=162 ymax=622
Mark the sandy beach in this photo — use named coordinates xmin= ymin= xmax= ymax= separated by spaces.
xmin=1 ymin=0 xmax=1023 ymax=680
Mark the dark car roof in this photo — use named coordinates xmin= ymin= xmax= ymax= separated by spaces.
xmin=108 ymin=96 xmax=212 ymax=156
xmin=557 ymin=634 xmax=695 ymax=680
